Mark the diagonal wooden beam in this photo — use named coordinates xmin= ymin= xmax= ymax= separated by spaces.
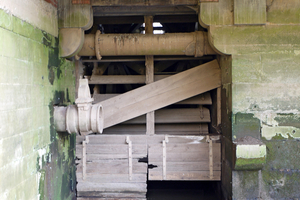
xmin=97 ymin=60 xmax=221 ymax=129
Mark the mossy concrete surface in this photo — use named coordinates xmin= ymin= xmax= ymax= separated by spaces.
xmin=200 ymin=0 xmax=300 ymax=199
xmin=0 ymin=8 xmax=75 ymax=200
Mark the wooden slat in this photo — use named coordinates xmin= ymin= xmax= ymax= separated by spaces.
xmin=148 ymin=151 xmax=221 ymax=162
xmin=77 ymin=182 xmax=147 ymax=193
xmin=76 ymin=174 xmax=147 ymax=183
xmin=148 ymin=143 xmax=220 ymax=154
xmin=98 ymin=60 xmax=220 ymax=128
xmin=148 ymin=170 xmax=221 ymax=181
xmin=100 ymin=124 xmax=209 ymax=135
xmin=76 ymin=152 xmax=147 ymax=160
xmin=77 ymin=160 xmax=147 ymax=174
xmin=77 ymin=192 xmax=146 ymax=199
xmin=86 ymin=144 xmax=147 ymax=154
xmin=122 ymin=107 xmax=210 ymax=124
xmin=92 ymin=0 xmax=217 ymax=6
xmin=93 ymin=92 xmax=212 ymax=105
xmin=89 ymin=75 xmax=169 ymax=84
xmin=76 ymin=134 xmax=220 ymax=145
xmin=176 ymin=92 xmax=212 ymax=105
xmin=149 ymin=161 xmax=221 ymax=171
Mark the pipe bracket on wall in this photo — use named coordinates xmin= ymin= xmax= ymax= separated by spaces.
xmin=54 ymin=79 xmax=103 ymax=136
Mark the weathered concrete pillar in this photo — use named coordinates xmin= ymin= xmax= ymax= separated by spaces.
xmin=199 ymin=0 xmax=300 ymax=199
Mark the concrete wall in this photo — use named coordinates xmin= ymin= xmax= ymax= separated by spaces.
xmin=200 ymin=0 xmax=300 ymax=199
xmin=0 ymin=2 xmax=76 ymax=199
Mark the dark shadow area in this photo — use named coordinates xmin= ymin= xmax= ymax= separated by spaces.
xmin=147 ymin=181 xmax=221 ymax=200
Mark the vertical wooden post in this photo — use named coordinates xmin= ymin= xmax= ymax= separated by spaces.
xmin=217 ymin=87 xmax=221 ymax=127
xmin=145 ymin=16 xmax=155 ymax=135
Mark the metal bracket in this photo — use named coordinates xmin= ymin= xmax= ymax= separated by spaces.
xmin=162 ymin=135 xmax=169 ymax=180
xmin=126 ymin=136 xmax=133 ymax=181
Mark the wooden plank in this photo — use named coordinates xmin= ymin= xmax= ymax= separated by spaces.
xmin=76 ymin=153 xmax=147 ymax=160
xmin=176 ymin=92 xmax=212 ymax=105
xmin=77 ymin=192 xmax=146 ymax=199
xmin=76 ymin=174 xmax=146 ymax=183
xmin=77 ymin=182 xmax=147 ymax=193
xmin=217 ymin=87 xmax=221 ymax=126
xmin=86 ymin=144 xmax=147 ymax=154
xmin=148 ymin=143 xmax=220 ymax=154
xmin=77 ymin=160 xmax=147 ymax=174
xmin=101 ymin=124 xmax=209 ymax=135
xmin=89 ymin=75 xmax=170 ymax=84
xmin=234 ymin=0 xmax=266 ymax=25
xmin=148 ymin=170 xmax=221 ymax=181
xmin=145 ymin=17 xmax=155 ymax=135
xmin=76 ymin=134 xmax=220 ymax=145
xmin=92 ymin=0 xmax=216 ymax=6
xmin=149 ymin=161 xmax=221 ymax=171
xmin=98 ymin=60 xmax=220 ymax=128
xmin=122 ymin=107 xmax=210 ymax=124
xmin=93 ymin=92 xmax=212 ymax=105
xmin=148 ymin=151 xmax=221 ymax=162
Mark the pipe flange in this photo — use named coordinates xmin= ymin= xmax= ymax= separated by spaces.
xmin=90 ymin=104 xmax=103 ymax=133
xmin=66 ymin=105 xmax=79 ymax=134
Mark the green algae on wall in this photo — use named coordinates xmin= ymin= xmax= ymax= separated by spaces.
xmin=0 ymin=9 xmax=76 ymax=200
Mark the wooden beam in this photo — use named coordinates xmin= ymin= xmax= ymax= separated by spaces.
xmin=93 ymin=6 xmax=196 ymax=17
xmin=145 ymin=15 xmax=155 ymax=135
xmin=92 ymin=0 xmax=217 ymax=6
xmin=148 ymin=171 xmax=221 ymax=181
xmin=76 ymin=134 xmax=220 ymax=145
xmin=93 ymin=92 xmax=212 ymax=105
xmin=122 ymin=107 xmax=211 ymax=124
xmin=97 ymin=60 xmax=221 ymax=128
xmin=101 ymin=124 xmax=209 ymax=135
xmin=93 ymin=15 xmax=198 ymax=25
xmin=89 ymin=75 xmax=170 ymax=84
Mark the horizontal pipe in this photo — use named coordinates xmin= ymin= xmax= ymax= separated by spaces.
xmin=78 ymin=31 xmax=215 ymax=58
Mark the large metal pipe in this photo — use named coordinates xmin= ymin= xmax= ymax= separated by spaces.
xmin=78 ymin=31 xmax=215 ymax=59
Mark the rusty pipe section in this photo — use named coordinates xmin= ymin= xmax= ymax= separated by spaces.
xmin=54 ymin=79 xmax=104 ymax=136
xmin=78 ymin=31 xmax=215 ymax=59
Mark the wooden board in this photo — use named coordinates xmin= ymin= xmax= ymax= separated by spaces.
xmin=97 ymin=60 xmax=220 ymax=128
xmin=77 ymin=192 xmax=146 ymax=199
xmin=148 ymin=171 xmax=221 ymax=181
xmin=101 ymin=124 xmax=209 ymax=135
xmin=148 ymin=143 xmax=220 ymax=154
xmin=76 ymin=174 xmax=147 ymax=183
xmin=93 ymin=92 xmax=212 ymax=105
xmin=76 ymin=135 xmax=220 ymax=145
xmin=150 ymin=161 xmax=221 ymax=171
xmin=148 ymin=139 xmax=221 ymax=181
xmin=77 ymin=182 xmax=147 ymax=193
xmin=122 ymin=107 xmax=210 ymax=124
xmin=89 ymin=75 xmax=170 ymax=84
xmin=92 ymin=0 xmax=217 ymax=6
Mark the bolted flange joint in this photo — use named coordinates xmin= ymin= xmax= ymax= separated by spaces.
xmin=54 ymin=79 xmax=103 ymax=136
